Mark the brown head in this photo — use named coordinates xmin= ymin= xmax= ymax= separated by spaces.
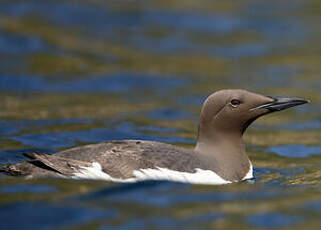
xmin=195 ymin=89 xmax=309 ymax=181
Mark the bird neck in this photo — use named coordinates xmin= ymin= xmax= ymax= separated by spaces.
xmin=195 ymin=127 xmax=251 ymax=182
xmin=195 ymin=130 xmax=246 ymax=158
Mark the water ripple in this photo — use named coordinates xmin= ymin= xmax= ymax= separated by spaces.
xmin=0 ymin=202 xmax=116 ymax=230
xmin=266 ymin=145 xmax=321 ymax=158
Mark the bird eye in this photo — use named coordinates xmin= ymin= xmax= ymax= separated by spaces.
xmin=230 ymin=99 xmax=241 ymax=107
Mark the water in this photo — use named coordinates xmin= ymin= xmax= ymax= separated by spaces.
xmin=0 ymin=0 xmax=320 ymax=229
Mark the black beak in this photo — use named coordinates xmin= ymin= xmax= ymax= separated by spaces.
xmin=251 ymin=96 xmax=310 ymax=112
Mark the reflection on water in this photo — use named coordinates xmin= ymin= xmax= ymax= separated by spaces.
xmin=0 ymin=0 xmax=320 ymax=229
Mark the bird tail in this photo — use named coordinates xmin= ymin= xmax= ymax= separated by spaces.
xmin=0 ymin=164 xmax=23 ymax=176
xmin=0 ymin=152 xmax=47 ymax=176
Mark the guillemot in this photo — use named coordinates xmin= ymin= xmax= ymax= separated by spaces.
xmin=0 ymin=89 xmax=309 ymax=185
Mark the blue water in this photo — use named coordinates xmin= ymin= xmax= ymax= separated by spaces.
xmin=247 ymin=213 xmax=302 ymax=229
xmin=0 ymin=202 xmax=115 ymax=230
xmin=267 ymin=145 xmax=321 ymax=158
xmin=0 ymin=74 xmax=188 ymax=94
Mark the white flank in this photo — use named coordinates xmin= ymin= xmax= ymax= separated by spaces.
xmin=71 ymin=162 xmax=232 ymax=185
xmin=132 ymin=167 xmax=231 ymax=185
xmin=71 ymin=162 xmax=135 ymax=182
xmin=242 ymin=161 xmax=253 ymax=180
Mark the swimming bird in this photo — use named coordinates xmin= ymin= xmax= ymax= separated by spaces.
xmin=0 ymin=89 xmax=309 ymax=184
